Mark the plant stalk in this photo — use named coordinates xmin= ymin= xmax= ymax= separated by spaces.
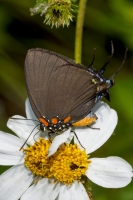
xmin=75 ymin=0 xmax=87 ymax=63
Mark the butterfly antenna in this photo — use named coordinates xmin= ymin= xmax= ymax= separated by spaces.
xmin=19 ymin=124 xmax=40 ymax=150
xmin=88 ymin=48 xmax=96 ymax=68
xmin=110 ymin=48 xmax=128 ymax=80
xmin=10 ymin=117 xmax=39 ymax=123
xmin=99 ymin=41 xmax=114 ymax=75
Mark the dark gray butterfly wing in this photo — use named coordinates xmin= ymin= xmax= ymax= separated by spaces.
xmin=25 ymin=49 xmax=100 ymax=123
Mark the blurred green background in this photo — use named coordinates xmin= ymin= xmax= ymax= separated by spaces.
xmin=0 ymin=0 xmax=133 ymax=199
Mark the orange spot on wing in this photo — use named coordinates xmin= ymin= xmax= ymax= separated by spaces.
xmin=39 ymin=118 xmax=49 ymax=126
xmin=72 ymin=116 xmax=97 ymax=127
xmin=51 ymin=118 xmax=58 ymax=124
xmin=64 ymin=116 xmax=71 ymax=123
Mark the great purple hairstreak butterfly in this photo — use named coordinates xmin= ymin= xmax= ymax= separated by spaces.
xmin=24 ymin=45 xmax=127 ymax=134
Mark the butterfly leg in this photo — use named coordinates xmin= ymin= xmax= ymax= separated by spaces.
xmin=71 ymin=130 xmax=85 ymax=149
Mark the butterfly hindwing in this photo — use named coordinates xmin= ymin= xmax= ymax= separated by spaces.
xmin=25 ymin=49 xmax=100 ymax=123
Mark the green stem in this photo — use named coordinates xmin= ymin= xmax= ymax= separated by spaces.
xmin=75 ymin=0 xmax=87 ymax=63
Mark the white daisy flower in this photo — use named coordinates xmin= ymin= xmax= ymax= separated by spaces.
xmin=0 ymin=99 xmax=132 ymax=200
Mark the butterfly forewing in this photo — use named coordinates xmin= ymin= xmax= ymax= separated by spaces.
xmin=25 ymin=49 xmax=100 ymax=123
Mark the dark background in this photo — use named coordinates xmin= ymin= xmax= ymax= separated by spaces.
xmin=0 ymin=0 xmax=133 ymax=199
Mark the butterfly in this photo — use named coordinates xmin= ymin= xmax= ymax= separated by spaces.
xmin=25 ymin=45 xmax=126 ymax=134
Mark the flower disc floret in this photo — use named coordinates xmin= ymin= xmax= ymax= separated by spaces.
xmin=48 ymin=143 xmax=90 ymax=184
xmin=24 ymin=138 xmax=90 ymax=185
xmin=24 ymin=138 xmax=51 ymax=177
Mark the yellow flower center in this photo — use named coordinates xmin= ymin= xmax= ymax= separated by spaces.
xmin=24 ymin=138 xmax=91 ymax=185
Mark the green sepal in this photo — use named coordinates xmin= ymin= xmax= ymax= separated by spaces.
xmin=70 ymin=136 xmax=75 ymax=145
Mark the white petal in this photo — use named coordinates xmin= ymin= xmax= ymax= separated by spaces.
xmin=7 ymin=115 xmax=40 ymax=145
xmin=21 ymin=178 xmax=60 ymax=200
xmin=0 ymin=131 xmax=27 ymax=155
xmin=0 ymin=153 xmax=24 ymax=165
xmin=75 ymin=101 xmax=118 ymax=153
xmin=0 ymin=164 xmax=33 ymax=200
xmin=58 ymin=181 xmax=90 ymax=200
xmin=48 ymin=128 xmax=71 ymax=156
xmin=25 ymin=98 xmax=38 ymax=125
xmin=86 ymin=156 xmax=133 ymax=188
xmin=0 ymin=131 xmax=25 ymax=165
